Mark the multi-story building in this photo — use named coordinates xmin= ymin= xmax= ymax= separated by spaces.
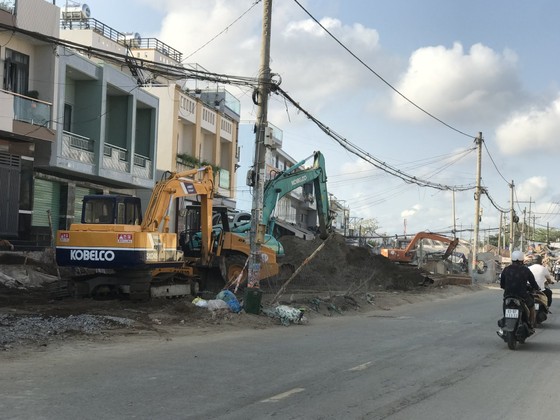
xmin=0 ymin=0 xmax=240 ymax=246
xmin=143 ymin=80 xmax=240 ymax=233
xmin=59 ymin=6 xmax=240 ymax=235
xmin=0 ymin=0 xmax=65 ymax=243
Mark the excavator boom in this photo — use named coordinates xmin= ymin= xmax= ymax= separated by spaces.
xmin=381 ymin=231 xmax=459 ymax=264
xmin=261 ymin=150 xmax=332 ymax=238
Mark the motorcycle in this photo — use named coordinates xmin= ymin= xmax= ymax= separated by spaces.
xmin=497 ymin=295 xmax=534 ymax=350
xmin=533 ymin=289 xmax=550 ymax=326
xmin=553 ymin=261 xmax=560 ymax=281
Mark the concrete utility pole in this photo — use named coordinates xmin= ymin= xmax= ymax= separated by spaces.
xmin=471 ymin=132 xmax=483 ymax=279
xmin=516 ymin=198 xmax=534 ymax=251
xmin=247 ymin=0 xmax=273 ymax=288
xmin=509 ymin=180 xmax=515 ymax=251
xmin=497 ymin=211 xmax=503 ymax=255
xmin=452 ymin=189 xmax=456 ymax=237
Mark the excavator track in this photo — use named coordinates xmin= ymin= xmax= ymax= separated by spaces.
xmin=129 ymin=271 xmax=152 ymax=302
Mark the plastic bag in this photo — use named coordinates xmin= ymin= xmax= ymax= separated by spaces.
xmin=192 ymin=297 xmax=208 ymax=308
xmin=216 ymin=290 xmax=242 ymax=313
xmin=207 ymin=299 xmax=230 ymax=311
xmin=263 ymin=305 xmax=307 ymax=326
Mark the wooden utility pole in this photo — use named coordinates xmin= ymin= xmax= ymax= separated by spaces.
xmin=248 ymin=0 xmax=273 ymax=288
xmin=471 ymin=132 xmax=483 ymax=279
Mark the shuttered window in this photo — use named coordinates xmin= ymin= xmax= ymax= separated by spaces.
xmin=32 ymin=179 xmax=61 ymax=228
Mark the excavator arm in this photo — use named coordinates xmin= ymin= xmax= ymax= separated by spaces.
xmin=142 ymin=166 xmax=214 ymax=265
xmin=262 ymin=151 xmax=332 ymax=237
xmin=382 ymin=231 xmax=458 ymax=263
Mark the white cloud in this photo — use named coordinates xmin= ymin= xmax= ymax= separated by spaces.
xmin=389 ymin=42 xmax=522 ymax=124
xmin=401 ymin=204 xmax=422 ymax=219
xmin=495 ymin=96 xmax=560 ymax=155
xmin=516 ymin=176 xmax=548 ymax=201
xmin=153 ymin=1 xmax=393 ymax=123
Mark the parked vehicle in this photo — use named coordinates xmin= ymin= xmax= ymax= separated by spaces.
xmin=55 ymin=167 xmax=280 ymax=300
xmin=380 ymin=232 xmax=459 ymax=264
xmin=185 ymin=151 xmax=333 ymax=285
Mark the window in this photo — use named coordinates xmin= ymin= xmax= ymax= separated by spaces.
xmin=63 ymin=104 xmax=72 ymax=132
xmin=83 ymin=198 xmax=115 ymax=224
xmin=3 ymin=49 xmax=29 ymax=95
xmin=116 ymin=200 xmax=142 ymax=225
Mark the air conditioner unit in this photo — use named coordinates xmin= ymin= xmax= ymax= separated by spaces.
xmin=61 ymin=4 xmax=91 ymax=20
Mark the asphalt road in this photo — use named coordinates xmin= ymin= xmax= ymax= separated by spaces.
xmin=1 ymin=285 xmax=559 ymax=420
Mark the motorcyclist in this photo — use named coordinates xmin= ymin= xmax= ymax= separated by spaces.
xmin=500 ymin=250 xmax=540 ymax=330
xmin=529 ymin=255 xmax=554 ymax=307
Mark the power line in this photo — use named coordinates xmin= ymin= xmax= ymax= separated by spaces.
xmin=183 ymin=0 xmax=262 ymax=62
xmin=291 ymin=0 xmax=475 ymax=139
xmin=482 ymin=141 xmax=510 ymax=186
xmin=275 ymin=85 xmax=476 ymax=192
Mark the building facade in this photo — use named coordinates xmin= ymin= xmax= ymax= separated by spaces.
xmin=0 ymin=0 xmax=240 ymax=246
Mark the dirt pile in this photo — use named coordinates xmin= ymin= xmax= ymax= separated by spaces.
xmin=276 ymin=233 xmax=425 ymax=293
xmin=0 ymin=235 xmax=476 ymax=353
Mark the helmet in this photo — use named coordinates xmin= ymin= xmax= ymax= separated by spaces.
xmin=533 ymin=255 xmax=543 ymax=265
xmin=511 ymin=250 xmax=525 ymax=262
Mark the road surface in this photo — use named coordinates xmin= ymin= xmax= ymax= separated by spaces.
xmin=1 ymin=285 xmax=558 ymax=419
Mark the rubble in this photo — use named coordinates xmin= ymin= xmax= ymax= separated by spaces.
xmin=0 ymin=313 xmax=134 ymax=350
xmin=0 ymin=234 xmax=479 ymax=353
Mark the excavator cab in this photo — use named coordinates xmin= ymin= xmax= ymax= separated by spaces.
xmin=81 ymin=195 xmax=142 ymax=225
xmin=179 ymin=205 xmax=229 ymax=256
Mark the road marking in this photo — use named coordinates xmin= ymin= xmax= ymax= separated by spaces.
xmin=349 ymin=362 xmax=372 ymax=371
xmin=261 ymin=388 xmax=305 ymax=403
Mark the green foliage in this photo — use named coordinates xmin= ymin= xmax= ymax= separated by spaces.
xmin=176 ymin=153 xmax=221 ymax=173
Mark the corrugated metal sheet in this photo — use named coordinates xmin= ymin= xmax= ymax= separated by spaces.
xmin=32 ymin=178 xmax=60 ymax=228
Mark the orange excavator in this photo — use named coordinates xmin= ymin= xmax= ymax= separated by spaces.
xmin=380 ymin=232 xmax=459 ymax=264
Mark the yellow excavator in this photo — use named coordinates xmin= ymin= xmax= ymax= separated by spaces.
xmin=55 ymin=166 xmax=279 ymax=300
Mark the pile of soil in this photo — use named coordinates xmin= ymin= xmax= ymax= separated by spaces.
xmin=276 ymin=233 xmax=425 ymax=293
xmin=0 ymin=235 xmax=477 ymax=353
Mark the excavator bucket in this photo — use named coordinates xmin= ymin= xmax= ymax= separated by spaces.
xmin=443 ymin=238 xmax=460 ymax=260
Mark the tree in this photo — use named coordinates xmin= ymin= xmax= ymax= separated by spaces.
xmin=352 ymin=218 xmax=379 ymax=237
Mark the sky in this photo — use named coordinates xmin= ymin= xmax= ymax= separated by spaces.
xmin=84 ymin=0 xmax=560 ymax=241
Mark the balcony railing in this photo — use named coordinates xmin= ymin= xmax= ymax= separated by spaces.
xmin=59 ymin=18 xmax=182 ymax=62
xmin=13 ymin=94 xmax=51 ymax=128
xmin=133 ymin=38 xmax=183 ymax=62
xmin=132 ymin=153 xmax=152 ymax=179
xmin=61 ymin=131 xmax=94 ymax=164
xmin=103 ymin=143 xmax=129 ymax=172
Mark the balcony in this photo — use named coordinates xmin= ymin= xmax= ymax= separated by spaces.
xmin=13 ymin=93 xmax=51 ymax=128
xmin=103 ymin=143 xmax=129 ymax=172
xmin=132 ymin=153 xmax=152 ymax=179
xmin=61 ymin=131 xmax=94 ymax=164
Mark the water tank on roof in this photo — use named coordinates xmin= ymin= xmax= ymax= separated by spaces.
xmin=119 ymin=32 xmax=142 ymax=48
xmin=61 ymin=3 xmax=91 ymax=20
